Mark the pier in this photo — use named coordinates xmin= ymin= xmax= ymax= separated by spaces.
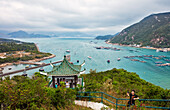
xmin=0 ymin=60 xmax=62 ymax=77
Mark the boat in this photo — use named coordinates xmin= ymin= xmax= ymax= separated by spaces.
xmin=156 ymin=63 xmax=170 ymax=66
xmin=164 ymin=59 xmax=170 ymax=61
xmin=124 ymin=56 xmax=130 ymax=58
xmin=117 ymin=58 xmax=121 ymax=61
xmin=156 ymin=49 xmax=159 ymax=52
xmin=140 ymin=61 xmax=146 ymax=63
xmin=159 ymin=56 xmax=166 ymax=58
xmin=39 ymin=68 xmax=44 ymax=72
xmin=155 ymin=62 xmax=163 ymax=64
xmin=95 ymin=47 xmax=102 ymax=49
xmin=87 ymin=56 xmax=92 ymax=59
xmin=8 ymin=68 xmax=12 ymax=70
xmin=131 ymin=59 xmax=139 ymax=61
xmin=157 ymin=49 xmax=168 ymax=52
xmin=66 ymin=50 xmax=70 ymax=53
xmin=25 ymin=66 xmax=29 ymax=69
xmin=22 ymin=73 xmax=27 ymax=76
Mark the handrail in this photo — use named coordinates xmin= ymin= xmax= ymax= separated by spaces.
xmin=76 ymin=91 xmax=170 ymax=110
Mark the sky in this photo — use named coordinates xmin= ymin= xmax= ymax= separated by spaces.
xmin=0 ymin=0 xmax=170 ymax=36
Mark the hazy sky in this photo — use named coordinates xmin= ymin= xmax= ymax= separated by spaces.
xmin=0 ymin=0 xmax=170 ymax=35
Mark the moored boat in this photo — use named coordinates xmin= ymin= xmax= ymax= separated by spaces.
xmin=39 ymin=68 xmax=44 ymax=72
xmin=66 ymin=50 xmax=70 ymax=53
xmin=87 ymin=56 xmax=92 ymax=59
xmin=140 ymin=61 xmax=146 ymax=63
xmin=117 ymin=58 xmax=121 ymax=61
xmin=155 ymin=62 xmax=163 ymax=64
xmin=25 ymin=66 xmax=29 ymax=69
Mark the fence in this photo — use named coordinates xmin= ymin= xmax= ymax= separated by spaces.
xmin=76 ymin=91 xmax=170 ymax=110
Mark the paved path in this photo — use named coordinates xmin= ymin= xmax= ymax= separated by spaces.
xmin=75 ymin=100 xmax=114 ymax=110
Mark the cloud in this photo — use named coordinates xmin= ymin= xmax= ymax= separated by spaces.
xmin=0 ymin=0 xmax=169 ymax=35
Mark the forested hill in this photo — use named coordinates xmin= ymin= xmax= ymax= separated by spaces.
xmin=0 ymin=38 xmax=37 ymax=53
xmin=108 ymin=12 xmax=170 ymax=48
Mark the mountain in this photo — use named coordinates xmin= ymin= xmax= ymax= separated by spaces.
xmin=8 ymin=30 xmax=51 ymax=38
xmin=108 ymin=12 xmax=170 ymax=48
xmin=8 ymin=30 xmax=30 ymax=38
xmin=95 ymin=33 xmax=119 ymax=40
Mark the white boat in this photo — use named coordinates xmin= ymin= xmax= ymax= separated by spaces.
xmin=66 ymin=50 xmax=70 ymax=53
xmin=163 ymin=49 xmax=168 ymax=52
xmin=117 ymin=58 xmax=121 ymax=61
xmin=87 ymin=56 xmax=92 ymax=59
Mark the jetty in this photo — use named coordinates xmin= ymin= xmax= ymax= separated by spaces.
xmin=0 ymin=60 xmax=62 ymax=77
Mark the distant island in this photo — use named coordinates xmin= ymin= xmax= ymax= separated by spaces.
xmin=0 ymin=38 xmax=55 ymax=67
xmin=107 ymin=12 xmax=170 ymax=49
xmin=0 ymin=30 xmax=93 ymax=38
xmin=6 ymin=30 xmax=51 ymax=38
xmin=95 ymin=33 xmax=119 ymax=40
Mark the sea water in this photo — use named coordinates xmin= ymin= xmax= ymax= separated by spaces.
xmin=3 ymin=37 xmax=170 ymax=89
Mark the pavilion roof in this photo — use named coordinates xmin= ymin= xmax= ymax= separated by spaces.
xmin=47 ymin=56 xmax=85 ymax=76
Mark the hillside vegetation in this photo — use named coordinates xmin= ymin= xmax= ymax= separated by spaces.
xmin=0 ymin=38 xmax=52 ymax=64
xmin=0 ymin=73 xmax=91 ymax=110
xmin=81 ymin=68 xmax=170 ymax=108
xmin=109 ymin=12 xmax=170 ymax=48
xmin=95 ymin=35 xmax=116 ymax=40
xmin=0 ymin=38 xmax=37 ymax=53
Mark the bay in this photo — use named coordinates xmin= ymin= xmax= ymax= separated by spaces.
xmin=3 ymin=37 xmax=170 ymax=89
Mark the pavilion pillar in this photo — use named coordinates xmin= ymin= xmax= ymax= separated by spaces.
xmin=74 ymin=75 xmax=78 ymax=87
xmin=52 ymin=76 xmax=55 ymax=88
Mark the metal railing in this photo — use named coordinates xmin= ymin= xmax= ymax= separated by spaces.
xmin=76 ymin=91 xmax=170 ymax=110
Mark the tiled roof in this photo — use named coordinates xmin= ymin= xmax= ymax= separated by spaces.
xmin=47 ymin=56 xmax=85 ymax=76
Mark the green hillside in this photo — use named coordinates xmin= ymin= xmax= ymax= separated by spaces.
xmin=0 ymin=38 xmax=37 ymax=53
xmin=109 ymin=12 xmax=170 ymax=48
xmin=81 ymin=68 xmax=170 ymax=108
xmin=0 ymin=73 xmax=91 ymax=110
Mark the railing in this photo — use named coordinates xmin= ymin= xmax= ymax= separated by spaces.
xmin=76 ymin=91 xmax=170 ymax=110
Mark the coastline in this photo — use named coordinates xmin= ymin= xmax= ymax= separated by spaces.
xmin=106 ymin=41 xmax=170 ymax=51
xmin=0 ymin=43 xmax=56 ymax=68
xmin=0 ymin=54 xmax=56 ymax=68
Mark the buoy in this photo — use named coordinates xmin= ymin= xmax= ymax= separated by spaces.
xmin=107 ymin=60 xmax=110 ymax=63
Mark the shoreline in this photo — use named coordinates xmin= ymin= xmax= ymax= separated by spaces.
xmin=106 ymin=41 xmax=170 ymax=51
xmin=0 ymin=54 xmax=56 ymax=68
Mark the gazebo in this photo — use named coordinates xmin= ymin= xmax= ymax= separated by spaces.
xmin=46 ymin=55 xmax=85 ymax=88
